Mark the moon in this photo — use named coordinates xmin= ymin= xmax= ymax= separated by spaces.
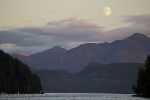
xmin=104 ymin=7 xmax=111 ymax=16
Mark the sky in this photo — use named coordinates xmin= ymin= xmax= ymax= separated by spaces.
xmin=0 ymin=0 xmax=150 ymax=55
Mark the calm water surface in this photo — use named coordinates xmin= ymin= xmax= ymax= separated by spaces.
xmin=0 ymin=93 xmax=149 ymax=100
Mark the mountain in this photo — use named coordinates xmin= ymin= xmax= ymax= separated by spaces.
xmin=15 ymin=33 xmax=150 ymax=72
xmin=13 ymin=46 xmax=67 ymax=69
xmin=36 ymin=63 xmax=143 ymax=93
xmin=46 ymin=33 xmax=150 ymax=72
xmin=0 ymin=50 xmax=42 ymax=94
xmin=30 ymin=46 xmax=67 ymax=61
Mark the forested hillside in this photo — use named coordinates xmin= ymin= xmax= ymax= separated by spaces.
xmin=0 ymin=50 xmax=42 ymax=94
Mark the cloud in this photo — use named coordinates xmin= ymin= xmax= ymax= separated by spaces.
xmin=0 ymin=30 xmax=49 ymax=54
xmin=0 ymin=18 xmax=104 ymax=54
xmin=19 ymin=18 xmax=103 ymax=40
xmin=124 ymin=15 xmax=150 ymax=35
xmin=0 ymin=15 xmax=150 ymax=54
xmin=0 ymin=43 xmax=16 ymax=49
xmin=0 ymin=30 xmax=39 ymax=46
xmin=105 ymin=15 xmax=150 ymax=41
xmin=24 ymin=18 xmax=105 ymax=43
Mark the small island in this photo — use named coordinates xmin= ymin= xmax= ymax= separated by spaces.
xmin=0 ymin=50 xmax=42 ymax=94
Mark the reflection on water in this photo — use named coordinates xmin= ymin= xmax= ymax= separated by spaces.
xmin=0 ymin=93 xmax=149 ymax=100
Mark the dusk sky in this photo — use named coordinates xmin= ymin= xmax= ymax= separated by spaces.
xmin=0 ymin=0 xmax=150 ymax=55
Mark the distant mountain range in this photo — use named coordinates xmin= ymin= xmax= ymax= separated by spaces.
xmin=35 ymin=63 xmax=143 ymax=93
xmin=13 ymin=33 xmax=150 ymax=72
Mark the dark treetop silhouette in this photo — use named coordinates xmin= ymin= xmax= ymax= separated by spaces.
xmin=133 ymin=56 xmax=150 ymax=98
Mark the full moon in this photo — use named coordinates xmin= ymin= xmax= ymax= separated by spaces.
xmin=104 ymin=7 xmax=111 ymax=16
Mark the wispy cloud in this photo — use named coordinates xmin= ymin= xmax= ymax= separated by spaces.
xmin=105 ymin=15 xmax=150 ymax=40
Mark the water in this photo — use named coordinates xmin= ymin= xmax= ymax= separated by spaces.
xmin=0 ymin=93 xmax=149 ymax=100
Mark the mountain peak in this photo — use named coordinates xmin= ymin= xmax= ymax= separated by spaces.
xmin=29 ymin=46 xmax=67 ymax=57
xmin=49 ymin=46 xmax=67 ymax=52
xmin=127 ymin=33 xmax=149 ymax=40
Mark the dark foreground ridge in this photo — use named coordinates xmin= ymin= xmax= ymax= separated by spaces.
xmin=36 ymin=63 xmax=143 ymax=93
xmin=0 ymin=50 xmax=42 ymax=94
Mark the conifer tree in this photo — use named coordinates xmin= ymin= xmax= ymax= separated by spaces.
xmin=133 ymin=56 xmax=150 ymax=97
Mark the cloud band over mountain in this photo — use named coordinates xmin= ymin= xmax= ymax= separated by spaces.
xmin=0 ymin=15 xmax=150 ymax=54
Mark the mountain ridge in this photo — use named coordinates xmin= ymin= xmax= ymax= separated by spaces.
xmin=36 ymin=62 xmax=143 ymax=93
xmin=13 ymin=33 xmax=150 ymax=72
